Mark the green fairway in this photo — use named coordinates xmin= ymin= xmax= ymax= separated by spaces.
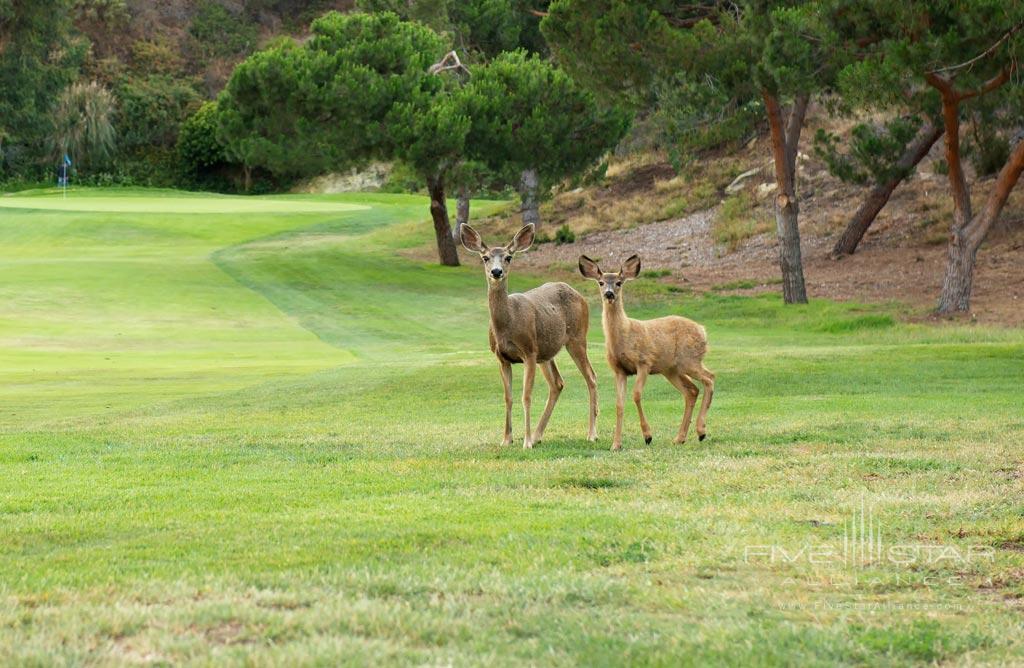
xmin=1 ymin=189 xmax=1023 ymax=665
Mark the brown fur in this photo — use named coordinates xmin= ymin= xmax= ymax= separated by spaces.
xmin=579 ymin=254 xmax=715 ymax=450
xmin=462 ymin=224 xmax=599 ymax=448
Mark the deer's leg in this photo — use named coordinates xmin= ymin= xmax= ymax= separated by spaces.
xmin=499 ymin=360 xmax=513 ymax=446
xmin=532 ymin=360 xmax=564 ymax=444
xmin=521 ymin=355 xmax=537 ymax=449
xmin=633 ymin=366 xmax=653 ymax=444
xmin=567 ymin=341 xmax=599 ymax=441
xmin=690 ymin=364 xmax=715 ymax=441
xmin=666 ymin=373 xmax=699 ymax=444
xmin=612 ymin=371 xmax=627 ymax=451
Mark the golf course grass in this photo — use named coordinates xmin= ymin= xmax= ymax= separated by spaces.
xmin=1 ymin=187 xmax=1022 ymax=665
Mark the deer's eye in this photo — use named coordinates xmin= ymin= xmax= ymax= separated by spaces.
xmin=505 ymin=256 xmax=512 ymax=262
xmin=598 ymin=281 xmax=604 ymax=286
xmin=482 ymin=256 xmax=490 ymax=262
xmin=616 ymin=281 xmax=623 ymax=286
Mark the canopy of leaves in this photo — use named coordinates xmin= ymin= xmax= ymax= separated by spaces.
xmin=834 ymin=1 xmax=1024 ymax=113
xmin=356 ymin=0 xmax=550 ymax=59
xmin=462 ymin=50 xmax=630 ymax=186
xmin=216 ymin=11 xmax=448 ymax=177
xmin=814 ymin=116 xmax=923 ymax=186
xmin=541 ymin=1 xmax=841 ymax=161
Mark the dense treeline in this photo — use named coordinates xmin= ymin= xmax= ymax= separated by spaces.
xmin=1 ymin=0 xmax=350 ymax=190
xmin=1 ymin=0 xmax=1022 ymax=310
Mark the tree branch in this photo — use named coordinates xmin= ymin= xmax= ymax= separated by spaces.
xmin=968 ymin=137 xmax=1024 ymax=248
xmin=930 ymin=21 xmax=1024 ymax=75
xmin=428 ymin=51 xmax=470 ymax=77
xmin=927 ymin=81 xmax=973 ymax=230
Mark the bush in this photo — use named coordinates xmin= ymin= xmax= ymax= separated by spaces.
xmin=116 ymin=74 xmax=202 ymax=151
xmin=178 ymin=101 xmax=226 ymax=170
xmin=190 ymin=1 xmax=260 ymax=60
xmin=554 ymin=224 xmax=575 ymax=244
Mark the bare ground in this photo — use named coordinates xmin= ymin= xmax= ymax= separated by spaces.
xmin=516 ymin=204 xmax=1024 ymax=327
xmin=479 ymin=128 xmax=1024 ymax=328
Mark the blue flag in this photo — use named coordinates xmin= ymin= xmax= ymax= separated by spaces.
xmin=64 ymin=154 xmax=72 ymax=166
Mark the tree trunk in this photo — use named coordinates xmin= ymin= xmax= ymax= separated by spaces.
xmin=243 ymin=164 xmax=252 ymax=193
xmin=518 ymin=168 xmax=541 ymax=228
xmin=454 ymin=186 xmax=470 ymax=241
xmin=832 ymin=121 xmax=943 ymax=257
xmin=936 ymin=137 xmax=1024 ymax=312
xmin=764 ymin=91 xmax=809 ymax=304
xmin=427 ymin=175 xmax=460 ymax=267
xmin=937 ymin=231 xmax=978 ymax=313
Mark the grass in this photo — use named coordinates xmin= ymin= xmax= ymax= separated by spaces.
xmin=712 ymin=192 xmax=774 ymax=250
xmin=1 ymin=188 xmax=1024 ymax=665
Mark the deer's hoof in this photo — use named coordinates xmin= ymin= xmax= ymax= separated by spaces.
xmin=611 ymin=444 xmax=622 ymax=451
xmin=644 ymin=435 xmax=652 ymax=445
xmin=699 ymin=433 xmax=706 ymax=441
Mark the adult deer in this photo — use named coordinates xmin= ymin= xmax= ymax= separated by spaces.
xmin=579 ymin=254 xmax=714 ymax=451
xmin=461 ymin=223 xmax=599 ymax=448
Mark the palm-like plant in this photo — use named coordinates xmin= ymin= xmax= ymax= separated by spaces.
xmin=49 ymin=81 xmax=117 ymax=169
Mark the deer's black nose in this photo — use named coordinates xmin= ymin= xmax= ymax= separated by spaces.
xmin=491 ymin=268 xmax=504 ymax=278
xmin=604 ymin=290 xmax=615 ymax=300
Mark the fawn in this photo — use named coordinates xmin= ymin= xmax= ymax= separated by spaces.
xmin=461 ymin=223 xmax=599 ymax=448
xmin=579 ymin=254 xmax=714 ymax=451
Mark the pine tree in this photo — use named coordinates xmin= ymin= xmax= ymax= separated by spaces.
xmin=543 ymin=1 xmax=847 ymax=304
xmin=834 ymin=2 xmax=1024 ymax=312
xmin=461 ymin=50 xmax=630 ymax=228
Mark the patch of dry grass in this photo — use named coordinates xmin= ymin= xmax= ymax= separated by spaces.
xmin=712 ymin=192 xmax=774 ymax=250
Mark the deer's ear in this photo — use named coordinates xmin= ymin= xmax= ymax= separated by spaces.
xmin=620 ymin=254 xmax=641 ymax=280
xmin=578 ymin=255 xmax=602 ymax=280
xmin=508 ymin=224 xmax=535 ymax=253
xmin=460 ymin=224 xmax=487 ymax=254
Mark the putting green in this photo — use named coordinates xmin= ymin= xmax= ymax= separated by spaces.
xmin=0 ymin=194 xmax=369 ymax=214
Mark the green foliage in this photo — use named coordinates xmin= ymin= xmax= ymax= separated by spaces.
xmin=72 ymin=0 xmax=128 ymax=26
xmin=381 ymin=161 xmax=425 ymax=193
xmin=554 ymin=223 xmax=575 ymax=244
xmin=0 ymin=0 xmax=85 ymax=175
xmin=966 ymin=100 xmax=1011 ymax=177
xmin=129 ymin=38 xmax=187 ymax=77
xmin=462 ymin=50 xmax=630 ymax=188
xmin=541 ymin=2 xmax=840 ymax=163
xmin=813 ymin=116 xmax=922 ymax=186
xmin=115 ymin=74 xmax=202 ymax=151
xmin=190 ymin=1 xmax=260 ymax=60
xmin=48 ymin=81 xmax=117 ymax=168
xmin=217 ymin=12 xmax=448 ymax=177
xmin=356 ymin=0 xmax=550 ymax=58
xmin=178 ymin=101 xmax=227 ymax=171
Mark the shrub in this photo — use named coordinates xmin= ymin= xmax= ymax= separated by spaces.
xmin=190 ymin=1 xmax=260 ymax=60
xmin=554 ymin=224 xmax=575 ymax=244
xmin=48 ymin=81 xmax=117 ymax=169
xmin=178 ymin=101 xmax=226 ymax=170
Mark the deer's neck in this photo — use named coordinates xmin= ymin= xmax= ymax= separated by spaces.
xmin=601 ymin=297 xmax=629 ymax=349
xmin=487 ymin=281 xmax=513 ymax=331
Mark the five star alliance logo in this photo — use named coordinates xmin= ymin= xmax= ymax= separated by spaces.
xmin=745 ymin=496 xmax=994 ymax=568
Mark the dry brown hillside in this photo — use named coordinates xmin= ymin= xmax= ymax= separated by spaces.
xmin=468 ymin=118 xmax=1024 ymax=327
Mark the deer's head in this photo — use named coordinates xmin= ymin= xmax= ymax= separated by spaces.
xmin=578 ymin=254 xmax=641 ymax=303
xmin=460 ymin=223 xmax=534 ymax=284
